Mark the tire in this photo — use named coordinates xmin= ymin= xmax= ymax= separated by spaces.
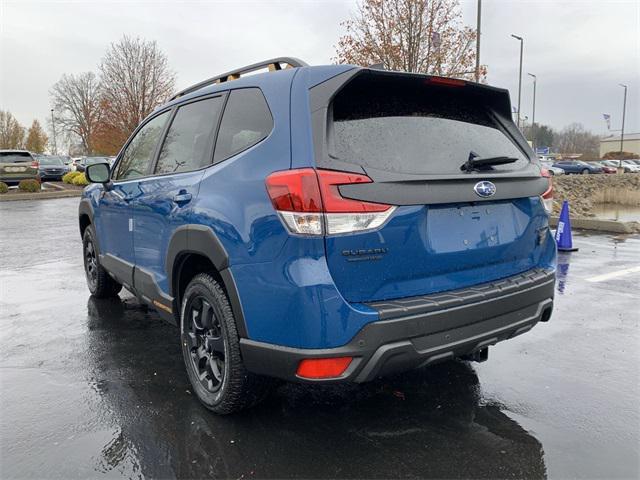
xmin=581 ymin=169 xmax=589 ymax=175
xmin=180 ymin=273 xmax=271 ymax=414
xmin=82 ymin=226 xmax=122 ymax=298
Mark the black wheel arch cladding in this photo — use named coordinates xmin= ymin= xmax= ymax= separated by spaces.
xmin=167 ymin=225 xmax=248 ymax=338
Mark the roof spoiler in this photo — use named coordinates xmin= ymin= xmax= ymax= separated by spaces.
xmin=171 ymin=57 xmax=308 ymax=101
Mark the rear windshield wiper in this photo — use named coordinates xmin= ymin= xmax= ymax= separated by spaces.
xmin=461 ymin=151 xmax=518 ymax=172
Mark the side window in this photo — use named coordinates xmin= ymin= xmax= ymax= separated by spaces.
xmin=155 ymin=97 xmax=223 ymax=175
xmin=114 ymin=111 xmax=169 ymax=180
xmin=213 ymin=88 xmax=273 ymax=163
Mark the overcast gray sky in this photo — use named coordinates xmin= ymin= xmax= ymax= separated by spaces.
xmin=1 ymin=0 xmax=638 ymax=138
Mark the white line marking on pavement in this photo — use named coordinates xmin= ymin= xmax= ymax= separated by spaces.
xmin=586 ymin=266 xmax=640 ymax=283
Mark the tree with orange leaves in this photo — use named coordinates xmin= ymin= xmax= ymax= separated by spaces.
xmin=335 ymin=0 xmax=484 ymax=79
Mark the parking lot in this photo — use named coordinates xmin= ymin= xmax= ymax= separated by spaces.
xmin=1 ymin=197 xmax=638 ymax=479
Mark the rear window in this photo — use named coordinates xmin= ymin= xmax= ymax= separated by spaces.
xmin=156 ymin=96 xmax=223 ymax=174
xmin=0 ymin=152 xmax=32 ymax=163
xmin=328 ymin=76 xmax=528 ymax=175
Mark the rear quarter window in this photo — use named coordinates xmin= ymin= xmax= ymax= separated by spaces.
xmin=213 ymin=88 xmax=273 ymax=163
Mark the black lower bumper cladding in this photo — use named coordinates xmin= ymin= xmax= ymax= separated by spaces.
xmin=240 ymin=268 xmax=555 ymax=383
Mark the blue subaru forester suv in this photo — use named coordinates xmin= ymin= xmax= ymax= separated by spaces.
xmin=80 ymin=58 xmax=556 ymax=414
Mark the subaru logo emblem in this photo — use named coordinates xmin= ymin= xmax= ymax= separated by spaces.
xmin=474 ymin=181 xmax=496 ymax=198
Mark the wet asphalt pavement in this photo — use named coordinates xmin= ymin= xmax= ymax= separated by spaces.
xmin=1 ymin=197 xmax=639 ymax=479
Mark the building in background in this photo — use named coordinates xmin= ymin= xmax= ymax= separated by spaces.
xmin=599 ymin=133 xmax=640 ymax=157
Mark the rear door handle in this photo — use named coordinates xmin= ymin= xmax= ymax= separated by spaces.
xmin=173 ymin=192 xmax=192 ymax=205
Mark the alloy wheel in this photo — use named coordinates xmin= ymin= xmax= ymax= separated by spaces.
xmin=84 ymin=239 xmax=98 ymax=288
xmin=184 ymin=296 xmax=226 ymax=392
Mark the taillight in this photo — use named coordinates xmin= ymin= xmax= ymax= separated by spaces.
xmin=540 ymin=168 xmax=553 ymax=214
xmin=31 ymin=161 xmax=39 ymax=169
xmin=265 ymin=168 xmax=395 ymax=236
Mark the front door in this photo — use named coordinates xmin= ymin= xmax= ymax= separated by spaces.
xmin=97 ymin=110 xmax=171 ymax=288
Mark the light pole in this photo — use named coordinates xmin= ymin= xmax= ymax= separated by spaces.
xmin=475 ymin=0 xmax=482 ymax=83
xmin=528 ymin=73 xmax=537 ymax=148
xmin=511 ymin=34 xmax=524 ymax=128
xmin=50 ymin=109 xmax=58 ymax=155
xmin=619 ymin=84 xmax=627 ymax=157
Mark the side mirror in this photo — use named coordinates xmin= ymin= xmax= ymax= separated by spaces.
xmin=86 ymin=163 xmax=110 ymax=184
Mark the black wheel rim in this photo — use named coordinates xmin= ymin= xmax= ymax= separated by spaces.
xmin=84 ymin=238 xmax=98 ymax=288
xmin=184 ymin=296 xmax=226 ymax=393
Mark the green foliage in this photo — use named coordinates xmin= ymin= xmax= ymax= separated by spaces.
xmin=18 ymin=179 xmax=41 ymax=192
xmin=0 ymin=182 xmax=8 ymax=194
xmin=71 ymin=173 xmax=89 ymax=186
xmin=62 ymin=171 xmax=82 ymax=183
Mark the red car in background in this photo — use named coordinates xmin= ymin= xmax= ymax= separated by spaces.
xmin=597 ymin=161 xmax=617 ymax=174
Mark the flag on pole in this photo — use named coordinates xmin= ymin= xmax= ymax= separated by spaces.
xmin=603 ymin=114 xmax=611 ymax=130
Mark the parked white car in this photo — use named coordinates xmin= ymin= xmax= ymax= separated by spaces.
xmin=622 ymin=160 xmax=640 ymax=173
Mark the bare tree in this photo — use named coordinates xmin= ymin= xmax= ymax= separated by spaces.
xmin=25 ymin=120 xmax=49 ymax=153
xmin=335 ymin=0 xmax=482 ymax=79
xmin=99 ymin=36 xmax=176 ymax=146
xmin=553 ymin=123 xmax=600 ymax=159
xmin=50 ymin=72 xmax=102 ymax=155
xmin=0 ymin=110 xmax=26 ymax=149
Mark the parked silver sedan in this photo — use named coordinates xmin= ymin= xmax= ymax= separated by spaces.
xmin=540 ymin=161 xmax=564 ymax=176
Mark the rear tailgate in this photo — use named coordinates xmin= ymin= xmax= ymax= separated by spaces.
xmin=0 ymin=152 xmax=38 ymax=180
xmin=310 ymin=70 xmax=550 ymax=303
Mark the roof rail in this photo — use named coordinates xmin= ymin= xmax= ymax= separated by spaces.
xmin=170 ymin=57 xmax=309 ymax=101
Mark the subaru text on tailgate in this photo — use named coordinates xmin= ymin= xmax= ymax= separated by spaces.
xmin=79 ymin=58 xmax=556 ymax=414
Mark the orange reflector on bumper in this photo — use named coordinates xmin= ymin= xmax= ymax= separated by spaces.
xmin=296 ymin=357 xmax=353 ymax=379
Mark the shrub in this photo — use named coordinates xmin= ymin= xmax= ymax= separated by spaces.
xmin=18 ymin=179 xmax=41 ymax=193
xmin=72 ymin=173 xmax=89 ymax=186
xmin=0 ymin=182 xmax=8 ymax=194
xmin=62 ymin=171 xmax=82 ymax=184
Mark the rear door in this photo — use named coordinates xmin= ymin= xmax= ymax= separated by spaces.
xmin=311 ymin=71 xmax=550 ymax=303
xmin=130 ymin=94 xmax=225 ymax=303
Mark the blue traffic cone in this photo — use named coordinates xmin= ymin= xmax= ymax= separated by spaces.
xmin=555 ymin=200 xmax=579 ymax=252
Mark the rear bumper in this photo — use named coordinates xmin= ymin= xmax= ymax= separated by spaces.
xmin=240 ymin=268 xmax=555 ymax=382
xmin=1 ymin=175 xmax=40 ymax=184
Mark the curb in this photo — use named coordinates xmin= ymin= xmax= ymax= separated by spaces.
xmin=550 ymin=216 xmax=640 ymax=234
xmin=0 ymin=189 xmax=82 ymax=202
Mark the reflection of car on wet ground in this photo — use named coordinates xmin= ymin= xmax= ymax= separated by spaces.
xmin=78 ymin=57 xmax=557 ymax=414
xmin=84 ymin=294 xmax=548 ymax=480
xmin=0 ymin=150 xmax=40 ymax=185
xmin=38 ymin=156 xmax=70 ymax=181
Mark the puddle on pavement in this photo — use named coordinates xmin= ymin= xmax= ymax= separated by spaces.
xmin=591 ymin=203 xmax=640 ymax=222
